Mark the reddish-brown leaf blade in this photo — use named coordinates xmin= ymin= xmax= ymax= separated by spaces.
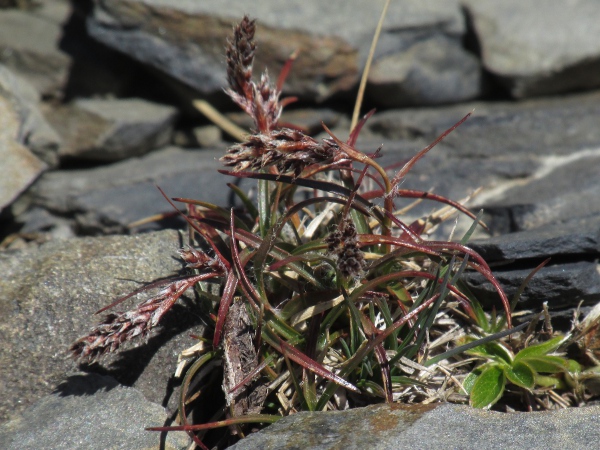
xmin=392 ymin=189 xmax=481 ymax=224
xmin=389 ymin=112 xmax=471 ymax=190
xmin=347 ymin=109 xmax=376 ymax=147
xmin=273 ymin=337 xmax=360 ymax=393
xmin=147 ymin=414 xmax=280 ymax=432
xmin=358 ymin=234 xmax=440 ymax=256
xmin=213 ymin=271 xmax=239 ymax=347
xmin=276 ymin=49 xmax=299 ymax=92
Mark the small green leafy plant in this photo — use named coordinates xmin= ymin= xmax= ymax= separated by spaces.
xmin=70 ymin=14 xmax=600 ymax=448
xmin=464 ymin=335 xmax=571 ymax=408
xmin=453 ymin=272 xmax=600 ymax=411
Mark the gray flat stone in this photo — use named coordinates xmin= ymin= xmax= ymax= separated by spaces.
xmin=0 ymin=373 xmax=189 ymax=450
xmin=479 ymin=152 xmax=600 ymax=233
xmin=462 ymin=0 xmax=600 ymax=98
xmin=87 ymin=0 xmax=469 ymax=103
xmin=0 ymin=229 xmax=203 ymax=422
xmin=0 ymin=93 xmax=46 ymax=214
xmin=367 ymin=34 xmax=481 ymax=107
xmin=0 ymin=64 xmax=60 ymax=167
xmin=30 ymin=146 xmax=247 ymax=234
xmin=229 ymin=402 xmax=600 ymax=450
xmin=367 ymin=91 xmax=600 ymax=158
xmin=0 ymin=1 xmax=72 ymax=98
xmin=469 ymin=216 xmax=600 ymax=262
xmin=48 ymin=98 xmax=178 ymax=162
xmin=363 ymin=92 xmax=600 ymax=238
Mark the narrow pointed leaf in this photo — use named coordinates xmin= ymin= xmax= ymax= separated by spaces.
xmin=390 ymin=112 xmax=471 ymax=189
xmin=227 ymin=182 xmax=259 ymax=219
xmin=424 ymin=322 xmax=529 ymax=367
xmin=348 ymin=109 xmax=376 ymax=146
xmin=213 ymin=271 xmax=238 ymax=346
xmin=147 ymin=414 xmax=281 ymax=432
xmin=271 ymin=335 xmax=360 ymax=393
xmin=392 ymin=189 xmax=480 ymax=223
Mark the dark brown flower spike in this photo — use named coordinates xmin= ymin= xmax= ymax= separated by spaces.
xmin=221 ymin=128 xmax=339 ymax=175
xmin=226 ymin=16 xmax=256 ymax=104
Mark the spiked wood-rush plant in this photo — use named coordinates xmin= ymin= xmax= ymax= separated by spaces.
xmin=71 ymin=15 xmax=520 ymax=448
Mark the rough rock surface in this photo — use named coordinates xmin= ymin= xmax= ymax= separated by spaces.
xmin=0 ymin=1 xmax=72 ymax=98
xmin=367 ymin=34 xmax=481 ymax=107
xmin=462 ymin=0 xmax=600 ymax=98
xmin=229 ymin=402 xmax=600 ymax=450
xmin=47 ymin=97 xmax=178 ymax=162
xmin=0 ymin=373 xmax=189 ymax=450
xmin=0 ymin=91 xmax=46 ymax=214
xmin=29 ymin=146 xmax=243 ymax=235
xmin=87 ymin=0 xmax=471 ymax=105
xmin=0 ymin=64 xmax=60 ymax=168
xmin=0 ymin=229 xmax=203 ymax=422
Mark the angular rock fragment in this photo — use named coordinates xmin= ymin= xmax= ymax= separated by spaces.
xmin=47 ymin=98 xmax=178 ymax=162
xmin=29 ymin=146 xmax=241 ymax=235
xmin=462 ymin=0 xmax=600 ymax=97
xmin=86 ymin=0 xmax=474 ymax=105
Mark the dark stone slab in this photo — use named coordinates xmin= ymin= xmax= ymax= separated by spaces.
xmin=86 ymin=0 xmax=476 ymax=105
xmin=462 ymin=260 xmax=600 ymax=310
xmin=48 ymin=98 xmax=178 ymax=162
xmin=469 ymin=215 xmax=600 ymax=262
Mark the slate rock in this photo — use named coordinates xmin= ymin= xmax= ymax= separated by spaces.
xmin=29 ymin=146 xmax=247 ymax=235
xmin=478 ymin=152 xmax=600 ymax=234
xmin=87 ymin=0 xmax=358 ymax=102
xmin=0 ymin=1 xmax=134 ymax=101
xmin=87 ymin=0 xmax=470 ymax=105
xmin=469 ymin=215 xmax=600 ymax=262
xmin=47 ymin=97 xmax=178 ymax=162
xmin=0 ymin=0 xmax=38 ymax=9
xmin=0 ymin=229 xmax=204 ymax=422
xmin=363 ymin=91 xmax=600 ymax=238
xmin=462 ymin=0 xmax=600 ymax=98
xmin=229 ymin=402 xmax=600 ymax=450
xmin=13 ymin=205 xmax=76 ymax=243
xmin=0 ymin=64 xmax=61 ymax=167
xmin=0 ymin=91 xmax=46 ymax=214
xmin=0 ymin=1 xmax=72 ymax=98
xmin=366 ymin=91 xmax=600 ymax=158
xmin=462 ymin=260 xmax=600 ymax=310
xmin=367 ymin=33 xmax=482 ymax=107
xmin=0 ymin=373 xmax=189 ymax=450
xmin=192 ymin=124 xmax=222 ymax=148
